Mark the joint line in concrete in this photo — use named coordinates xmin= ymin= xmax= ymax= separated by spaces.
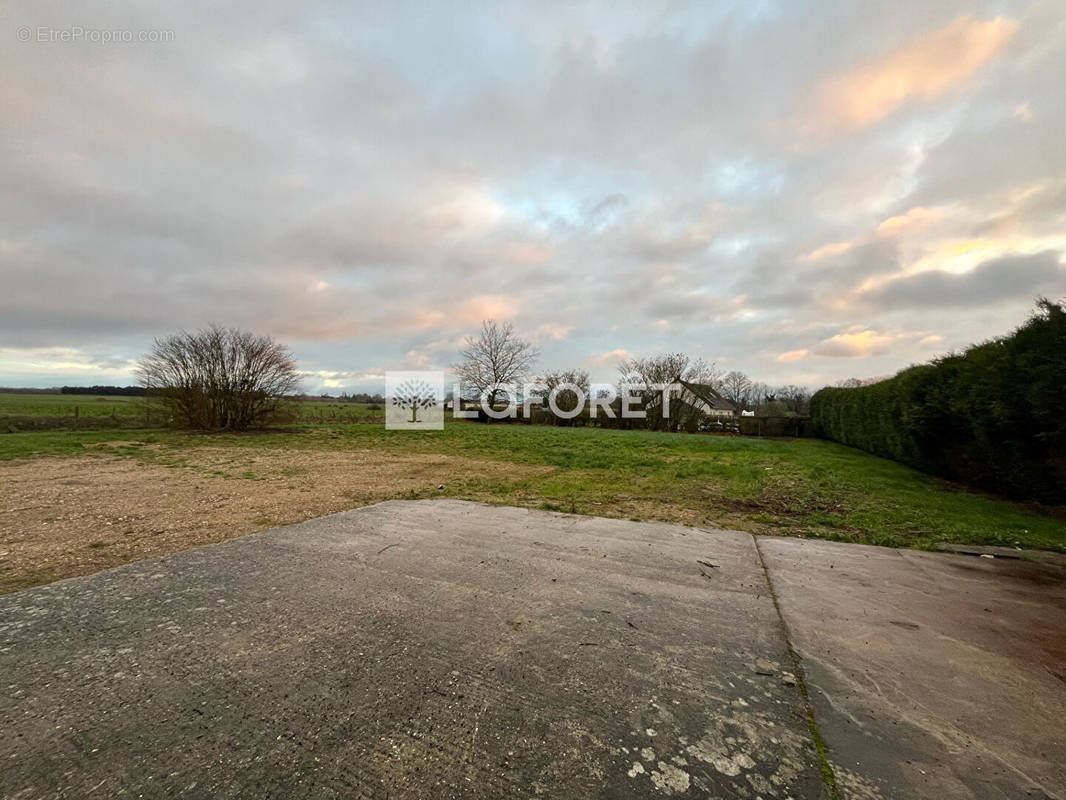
xmin=752 ymin=535 xmax=842 ymax=800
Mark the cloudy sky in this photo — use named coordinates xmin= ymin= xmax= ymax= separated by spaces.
xmin=2 ymin=1 xmax=1064 ymax=393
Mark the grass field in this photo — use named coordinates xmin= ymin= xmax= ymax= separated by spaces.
xmin=0 ymin=392 xmax=147 ymax=418
xmin=2 ymin=414 xmax=1064 ymax=554
xmin=289 ymin=400 xmax=384 ymax=424
xmin=0 ymin=392 xmax=384 ymax=429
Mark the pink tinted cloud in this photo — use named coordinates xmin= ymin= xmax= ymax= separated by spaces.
xmin=586 ymin=348 xmax=632 ymax=368
xmin=805 ymin=16 xmax=1016 ymax=134
xmin=814 ymin=329 xmax=896 ymax=358
xmin=776 ymin=348 xmax=809 ymax=363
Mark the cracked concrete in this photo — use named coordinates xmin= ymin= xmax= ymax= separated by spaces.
xmin=2 ymin=500 xmax=1064 ymax=799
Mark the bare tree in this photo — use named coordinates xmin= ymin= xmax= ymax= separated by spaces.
xmin=617 ymin=353 xmax=719 ymax=388
xmin=748 ymin=381 xmax=771 ymax=407
xmin=454 ymin=320 xmax=539 ymax=408
xmin=617 ymin=353 xmax=719 ymax=431
xmin=835 ymin=376 xmax=890 ymax=388
xmin=537 ymin=369 xmax=590 ymax=423
xmin=777 ymin=384 xmax=812 ymax=415
xmin=719 ymin=370 xmax=753 ymax=409
xmin=835 ymin=377 xmax=865 ymax=388
xmin=618 ymin=353 xmax=687 ymax=389
xmin=136 ymin=325 xmax=298 ymax=430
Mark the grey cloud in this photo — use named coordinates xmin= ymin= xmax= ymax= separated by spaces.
xmin=644 ymin=293 xmax=732 ymax=320
xmin=732 ymin=239 xmax=902 ymax=313
xmin=865 ymin=251 xmax=1064 ymax=309
xmin=1 ymin=0 xmax=1063 ymax=392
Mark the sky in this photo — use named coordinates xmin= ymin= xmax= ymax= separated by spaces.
xmin=2 ymin=0 xmax=1065 ymax=394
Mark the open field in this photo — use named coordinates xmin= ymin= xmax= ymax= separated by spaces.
xmin=0 ymin=391 xmax=147 ymax=418
xmin=0 ymin=392 xmax=385 ymax=429
xmin=0 ymin=391 xmax=166 ymax=432
xmin=2 ymin=420 xmax=1064 ymax=593
xmin=289 ymin=399 xmax=384 ymax=423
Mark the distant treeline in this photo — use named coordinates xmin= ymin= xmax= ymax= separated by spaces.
xmin=60 ymin=385 xmax=147 ymax=396
xmin=811 ymin=299 xmax=1066 ymax=504
xmin=303 ymin=392 xmax=386 ymax=404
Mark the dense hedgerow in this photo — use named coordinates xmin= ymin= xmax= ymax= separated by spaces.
xmin=810 ymin=299 xmax=1066 ymax=503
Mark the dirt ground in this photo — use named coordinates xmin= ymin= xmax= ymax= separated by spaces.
xmin=0 ymin=445 xmax=549 ymax=594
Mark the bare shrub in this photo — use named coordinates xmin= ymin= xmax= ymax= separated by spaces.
xmin=136 ymin=326 xmax=299 ymax=430
xmin=617 ymin=353 xmax=720 ymax=431
xmin=537 ymin=369 xmax=590 ymax=423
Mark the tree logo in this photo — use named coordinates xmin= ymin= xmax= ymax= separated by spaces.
xmin=394 ymin=379 xmax=437 ymax=422
xmin=385 ymin=371 xmax=445 ymax=430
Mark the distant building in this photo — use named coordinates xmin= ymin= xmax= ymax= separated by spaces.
xmin=673 ymin=380 xmax=736 ymax=418
xmin=637 ymin=379 xmax=737 ymax=431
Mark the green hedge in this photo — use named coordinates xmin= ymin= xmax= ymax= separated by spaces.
xmin=810 ymin=300 xmax=1066 ymax=503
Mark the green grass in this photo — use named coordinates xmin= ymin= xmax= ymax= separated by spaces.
xmin=0 ymin=392 xmax=147 ymax=418
xmin=1 ymin=420 xmax=1064 ymax=552
xmin=289 ymin=400 xmax=384 ymax=423
xmin=0 ymin=391 xmax=383 ymax=428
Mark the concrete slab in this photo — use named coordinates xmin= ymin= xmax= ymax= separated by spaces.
xmin=759 ymin=537 xmax=1066 ymax=800
xmin=1 ymin=500 xmax=826 ymax=799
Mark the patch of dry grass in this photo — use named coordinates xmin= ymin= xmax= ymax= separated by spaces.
xmin=0 ymin=448 xmax=550 ymax=593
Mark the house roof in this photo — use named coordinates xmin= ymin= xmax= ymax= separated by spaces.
xmin=678 ymin=380 xmax=736 ymax=411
